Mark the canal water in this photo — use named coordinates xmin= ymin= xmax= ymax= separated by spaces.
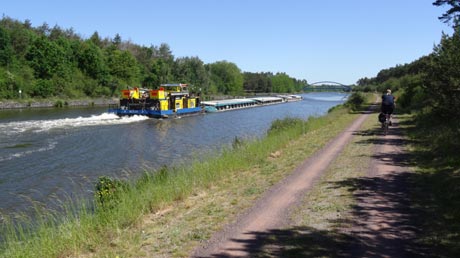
xmin=0 ymin=92 xmax=348 ymax=217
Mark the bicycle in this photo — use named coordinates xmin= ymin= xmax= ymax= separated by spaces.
xmin=382 ymin=112 xmax=391 ymax=135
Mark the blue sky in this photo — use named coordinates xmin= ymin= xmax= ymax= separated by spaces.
xmin=2 ymin=0 xmax=452 ymax=85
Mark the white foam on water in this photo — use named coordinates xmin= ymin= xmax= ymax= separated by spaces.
xmin=0 ymin=113 xmax=150 ymax=161
xmin=0 ymin=113 xmax=149 ymax=136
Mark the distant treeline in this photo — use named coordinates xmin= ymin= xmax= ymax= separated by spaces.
xmin=0 ymin=16 xmax=307 ymax=100
xmin=353 ymin=1 xmax=460 ymax=124
xmin=304 ymin=85 xmax=351 ymax=92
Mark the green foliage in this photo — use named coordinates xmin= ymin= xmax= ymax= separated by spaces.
xmin=243 ymin=72 xmax=273 ymax=93
xmin=94 ymin=176 xmax=125 ymax=209
xmin=0 ymin=26 xmax=14 ymax=66
xmin=207 ymin=61 xmax=244 ymax=95
xmin=268 ymin=117 xmax=305 ymax=134
xmin=423 ymin=30 xmax=460 ymax=120
xmin=395 ymin=74 xmax=426 ymax=110
xmin=271 ymin=72 xmax=298 ymax=93
xmin=345 ymin=92 xmax=364 ymax=111
xmin=75 ymin=41 xmax=108 ymax=82
xmin=31 ymin=79 xmax=55 ymax=97
xmin=0 ymin=16 xmax=310 ymax=100
xmin=106 ymin=49 xmax=140 ymax=84
xmin=53 ymin=99 xmax=68 ymax=108
xmin=172 ymin=56 xmax=209 ymax=92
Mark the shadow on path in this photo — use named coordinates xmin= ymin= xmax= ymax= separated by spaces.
xmin=202 ymin=174 xmax=433 ymax=258
xmin=195 ymin=111 xmax=459 ymax=258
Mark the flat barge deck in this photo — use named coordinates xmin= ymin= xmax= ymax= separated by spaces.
xmin=201 ymin=95 xmax=302 ymax=112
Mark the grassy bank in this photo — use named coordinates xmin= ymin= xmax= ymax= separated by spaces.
xmin=402 ymin=113 xmax=460 ymax=257
xmin=0 ymin=95 xmax=369 ymax=257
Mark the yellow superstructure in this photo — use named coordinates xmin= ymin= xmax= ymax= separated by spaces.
xmin=114 ymin=83 xmax=201 ymax=118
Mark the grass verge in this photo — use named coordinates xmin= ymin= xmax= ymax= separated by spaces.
xmin=401 ymin=113 xmax=460 ymax=257
xmin=0 ymin=95 xmax=369 ymax=258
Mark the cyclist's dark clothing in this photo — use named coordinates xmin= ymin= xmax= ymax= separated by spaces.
xmin=381 ymin=94 xmax=395 ymax=115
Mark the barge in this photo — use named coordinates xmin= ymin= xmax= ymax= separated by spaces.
xmin=201 ymin=95 xmax=302 ymax=113
xmin=277 ymin=94 xmax=303 ymax=102
xmin=108 ymin=84 xmax=202 ymax=118
xmin=201 ymin=98 xmax=258 ymax=112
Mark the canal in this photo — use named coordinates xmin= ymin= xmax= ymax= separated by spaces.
xmin=0 ymin=92 xmax=348 ymax=216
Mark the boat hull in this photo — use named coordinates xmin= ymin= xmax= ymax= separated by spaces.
xmin=108 ymin=107 xmax=202 ymax=118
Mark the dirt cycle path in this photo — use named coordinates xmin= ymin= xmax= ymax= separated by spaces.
xmin=192 ymin=112 xmax=371 ymax=257
xmin=345 ymin=118 xmax=421 ymax=257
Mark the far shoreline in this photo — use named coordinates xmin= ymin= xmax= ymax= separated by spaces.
xmin=0 ymin=98 xmax=118 ymax=110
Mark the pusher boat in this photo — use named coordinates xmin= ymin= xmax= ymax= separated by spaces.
xmin=108 ymin=83 xmax=202 ymax=118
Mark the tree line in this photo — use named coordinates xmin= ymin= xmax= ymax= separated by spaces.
xmin=0 ymin=16 xmax=306 ymax=100
xmin=354 ymin=0 xmax=460 ymax=126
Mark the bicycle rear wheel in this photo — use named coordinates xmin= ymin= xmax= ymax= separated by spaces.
xmin=383 ymin=120 xmax=389 ymax=135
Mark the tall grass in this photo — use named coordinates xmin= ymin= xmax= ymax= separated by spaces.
xmin=0 ymin=102 xmax=355 ymax=257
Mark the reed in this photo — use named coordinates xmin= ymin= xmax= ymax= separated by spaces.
xmin=0 ymin=101 xmax=357 ymax=257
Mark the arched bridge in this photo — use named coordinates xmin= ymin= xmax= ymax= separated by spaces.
xmin=304 ymin=81 xmax=352 ymax=92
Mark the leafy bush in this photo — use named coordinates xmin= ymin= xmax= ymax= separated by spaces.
xmin=268 ymin=117 xmax=304 ymax=134
xmin=94 ymin=176 xmax=125 ymax=209
xmin=345 ymin=92 xmax=364 ymax=111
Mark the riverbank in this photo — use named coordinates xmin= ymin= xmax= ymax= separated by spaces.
xmin=0 ymin=98 xmax=117 ymax=109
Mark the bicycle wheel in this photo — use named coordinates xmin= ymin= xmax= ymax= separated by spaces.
xmin=383 ymin=120 xmax=389 ymax=135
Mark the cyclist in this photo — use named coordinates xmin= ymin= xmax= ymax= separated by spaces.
xmin=381 ymin=89 xmax=395 ymax=125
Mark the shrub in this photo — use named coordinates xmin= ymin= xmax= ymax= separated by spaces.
xmin=345 ymin=92 xmax=364 ymax=111
xmin=94 ymin=176 xmax=125 ymax=209
xmin=268 ymin=117 xmax=304 ymax=134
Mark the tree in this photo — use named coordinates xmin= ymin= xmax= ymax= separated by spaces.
xmin=207 ymin=61 xmax=243 ymax=95
xmin=26 ymin=36 xmax=68 ymax=80
xmin=433 ymin=0 xmax=460 ymax=28
xmin=76 ymin=41 xmax=108 ymax=81
xmin=112 ymin=33 xmax=122 ymax=49
xmin=243 ymin=72 xmax=272 ymax=93
xmin=90 ymin=31 xmax=103 ymax=48
xmin=147 ymin=58 xmax=173 ymax=86
xmin=423 ymin=30 xmax=460 ymax=119
xmin=0 ymin=26 xmax=13 ymax=67
xmin=158 ymin=43 xmax=173 ymax=60
xmin=271 ymin=72 xmax=296 ymax=93
xmin=106 ymin=49 xmax=140 ymax=85
xmin=173 ymin=56 xmax=209 ymax=92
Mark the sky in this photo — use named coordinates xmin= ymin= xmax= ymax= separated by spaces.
xmin=1 ymin=0 xmax=453 ymax=85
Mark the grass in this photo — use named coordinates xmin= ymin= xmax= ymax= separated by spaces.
xmin=400 ymin=112 xmax=460 ymax=257
xmin=0 ymin=96 xmax=367 ymax=258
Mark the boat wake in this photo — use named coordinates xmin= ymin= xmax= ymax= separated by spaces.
xmin=0 ymin=113 xmax=149 ymax=162
xmin=0 ymin=113 xmax=149 ymax=136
